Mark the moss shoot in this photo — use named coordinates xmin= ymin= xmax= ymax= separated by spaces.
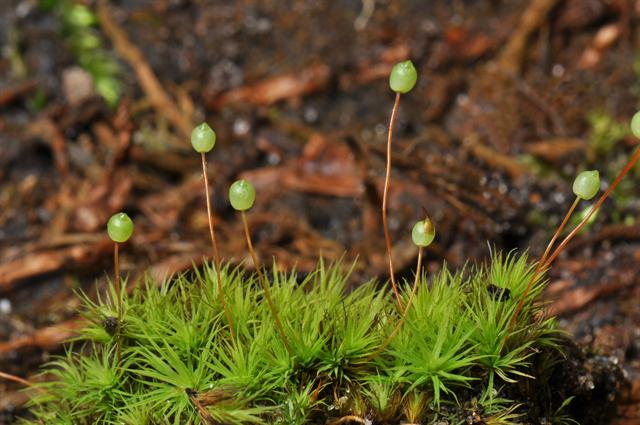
xmin=24 ymin=253 xmax=565 ymax=424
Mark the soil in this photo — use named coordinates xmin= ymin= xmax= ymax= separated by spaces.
xmin=0 ymin=0 xmax=639 ymax=423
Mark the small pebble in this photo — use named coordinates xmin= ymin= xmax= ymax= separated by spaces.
xmin=233 ymin=118 xmax=250 ymax=136
xmin=0 ymin=298 xmax=11 ymax=315
xmin=552 ymin=64 xmax=565 ymax=78
xmin=303 ymin=106 xmax=319 ymax=123
xmin=62 ymin=66 xmax=96 ymax=106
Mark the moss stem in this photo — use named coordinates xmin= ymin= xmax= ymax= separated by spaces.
xmin=241 ymin=211 xmax=292 ymax=355
xmin=201 ymin=152 xmax=236 ymax=341
xmin=367 ymin=246 xmax=423 ymax=361
xmin=509 ymin=146 xmax=640 ymax=335
xmin=510 ymin=196 xmax=581 ymax=330
xmin=114 ymin=242 xmax=122 ymax=366
xmin=539 ymin=196 xmax=580 ymax=267
xmin=543 ymin=147 xmax=640 ymax=268
xmin=382 ymin=92 xmax=404 ymax=312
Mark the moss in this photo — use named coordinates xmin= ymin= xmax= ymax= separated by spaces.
xmin=41 ymin=0 xmax=122 ymax=107
xmin=23 ymin=253 xmax=568 ymax=424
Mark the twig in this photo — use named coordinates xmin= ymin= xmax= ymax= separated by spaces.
xmin=464 ymin=134 xmax=527 ymax=179
xmin=354 ymin=0 xmax=375 ymax=31
xmin=0 ymin=319 xmax=84 ymax=355
xmin=0 ymin=79 xmax=35 ymax=106
xmin=566 ymin=223 xmax=640 ymax=252
xmin=547 ymin=268 xmax=636 ymax=316
xmin=524 ymin=138 xmax=584 ymax=161
xmin=96 ymin=0 xmax=192 ymax=139
xmin=0 ymin=239 xmax=112 ymax=293
xmin=0 ymin=371 xmax=32 ymax=387
xmin=328 ymin=415 xmax=367 ymax=425
xmin=210 ymin=64 xmax=330 ymax=109
xmin=498 ymin=0 xmax=562 ymax=75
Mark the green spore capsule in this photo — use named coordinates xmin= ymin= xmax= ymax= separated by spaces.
xmin=191 ymin=122 xmax=217 ymax=153
xmin=229 ymin=179 xmax=256 ymax=211
xmin=572 ymin=170 xmax=600 ymax=200
xmin=411 ymin=218 xmax=435 ymax=247
xmin=107 ymin=212 xmax=134 ymax=243
xmin=631 ymin=111 xmax=640 ymax=139
xmin=389 ymin=60 xmax=418 ymax=94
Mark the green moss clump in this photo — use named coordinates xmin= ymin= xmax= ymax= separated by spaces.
xmin=41 ymin=0 xmax=123 ymax=108
xmin=25 ymin=253 xmax=560 ymax=424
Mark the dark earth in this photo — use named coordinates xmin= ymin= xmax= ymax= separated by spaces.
xmin=1 ymin=0 xmax=639 ymax=423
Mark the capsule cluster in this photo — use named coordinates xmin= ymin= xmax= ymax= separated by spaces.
xmin=106 ymin=83 xmax=640 ymax=292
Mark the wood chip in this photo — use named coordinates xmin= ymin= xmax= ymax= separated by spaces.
xmin=210 ymin=63 xmax=331 ymax=109
xmin=0 ymin=240 xmax=111 ymax=293
xmin=578 ymin=23 xmax=622 ymax=69
xmin=0 ymin=320 xmax=84 ymax=356
xmin=0 ymin=80 xmax=36 ymax=107
xmin=525 ymin=138 xmax=585 ymax=161
xmin=463 ymin=134 xmax=528 ymax=178
xmin=498 ymin=0 xmax=562 ymax=75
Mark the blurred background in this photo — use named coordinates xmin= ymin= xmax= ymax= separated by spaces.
xmin=0 ymin=0 xmax=639 ymax=422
